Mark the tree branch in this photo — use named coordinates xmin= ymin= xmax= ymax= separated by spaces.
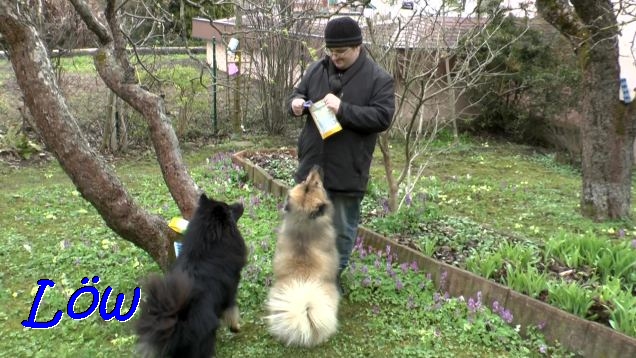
xmin=68 ymin=0 xmax=200 ymax=218
xmin=0 ymin=2 xmax=177 ymax=269
xmin=536 ymin=0 xmax=587 ymax=49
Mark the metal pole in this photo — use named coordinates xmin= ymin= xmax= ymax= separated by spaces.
xmin=212 ymin=38 xmax=218 ymax=133
xmin=233 ymin=50 xmax=242 ymax=135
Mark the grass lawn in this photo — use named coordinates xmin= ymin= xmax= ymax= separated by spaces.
xmin=0 ymin=141 xmax=576 ymax=357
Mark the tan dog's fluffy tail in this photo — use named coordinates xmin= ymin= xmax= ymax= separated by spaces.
xmin=266 ymin=278 xmax=339 ymax=347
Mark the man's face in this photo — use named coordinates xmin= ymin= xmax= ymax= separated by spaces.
xmin=325 ymin=46 xmax=360 ymax=70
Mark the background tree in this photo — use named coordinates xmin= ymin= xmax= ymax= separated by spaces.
xmin=366 ymin=2 xmax=529 ymax=212
xmin=536 ymin=0 xmax=636 ymax=220
xmin=465 ymin=15 xmax=581 ymax=146
xmin=0 ymin=0 xmax=200 ymax=269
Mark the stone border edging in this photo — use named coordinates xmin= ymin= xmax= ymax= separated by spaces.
xmin=231 ymin=149 xmax=636 ymax=358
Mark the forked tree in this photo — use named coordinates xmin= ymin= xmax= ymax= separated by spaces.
xmin=537 ymin=0 xmax=636 ymax=220
xmin=0 ymin=0 xmax=199 ymax=269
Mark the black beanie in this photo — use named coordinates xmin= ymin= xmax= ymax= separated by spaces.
xmin=324 ymin=17 xmax=362 ymax=48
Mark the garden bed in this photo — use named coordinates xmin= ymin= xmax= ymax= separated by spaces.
xmin=232 ymin=148 xmax=636 ymax=358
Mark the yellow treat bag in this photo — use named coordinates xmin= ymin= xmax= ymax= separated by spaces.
xmin=168 ymin=217 xmax=189 ymax=234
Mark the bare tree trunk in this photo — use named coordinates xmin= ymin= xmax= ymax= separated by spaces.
xmin=103 ymin=91 xmax=129 ymax=154
xmin=579 ymin=42 xmax=633 ymax=220
xmin=445 ymin=55 xmax=458 ymax=143
xmin=538 ymin=0 xmax=636 ymax=221
xmin=379 ymin=133 xmax=399 ymax=212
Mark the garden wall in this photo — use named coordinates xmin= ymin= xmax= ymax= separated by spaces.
xmin=231 ymin=149 xmax=636 ymax=358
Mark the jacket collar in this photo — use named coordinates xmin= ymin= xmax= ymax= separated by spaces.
xmin=325 ymin=47 xmax=367 ymax=95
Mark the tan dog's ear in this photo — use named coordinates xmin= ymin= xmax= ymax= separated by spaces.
xmin=311 ymin=165 xmax=324 ymax=181
xmin=305 ymin=166 xmax=324 ymax=187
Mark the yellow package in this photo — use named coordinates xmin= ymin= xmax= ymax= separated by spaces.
xmin=168 ymin=217 xmax=189 ymax=234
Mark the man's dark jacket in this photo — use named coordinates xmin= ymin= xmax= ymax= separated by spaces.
xmin=287 ymin=49 xmax=395 ymax=196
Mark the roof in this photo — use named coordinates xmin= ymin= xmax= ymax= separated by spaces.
xmin=387 ymin=16 xmax=485 ymax=50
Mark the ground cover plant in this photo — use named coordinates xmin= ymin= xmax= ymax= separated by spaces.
xmin=0 ymin=148 xmax=573 ymax=357
xmin=244 ymin=136 xmax=636 ymax=339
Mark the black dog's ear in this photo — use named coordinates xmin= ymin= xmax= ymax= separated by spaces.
xmin=230 ymin=203 xmax=244 ymax=222
xmin=309 ymin=203 xmax=327 ymax=220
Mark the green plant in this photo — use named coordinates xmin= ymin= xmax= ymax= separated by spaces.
xmin=544 ymin=231 xmax=582 ymax=268
xmin=0 ymin=124 xmax=43 ymax=159
xmin=576 ymin=232 xmax=611 ymax=264
xmin=498 ymin=240 xmax=538 ymax=268
xmin=465 ymin=252 xmax=503 ymax=280
xmin=371 ymin=200 xmax=439 ymax=236
xmin=548 ymin=281 xmax=594 ymax=319
xmin=608 ymin=290 xmax=636 ymax=337
xmin=504 ymin=264 xmax=548 ymax=298
xmin=419 ymin=236 xmax=438 ymax=257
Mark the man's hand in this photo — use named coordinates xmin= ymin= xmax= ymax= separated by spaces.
xmin=322 ymin=93 xmax=341 ymax=114
xmin=291 ymin=98 xmax=306 ymax=116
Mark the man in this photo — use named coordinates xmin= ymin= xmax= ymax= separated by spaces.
xmin=287 ymin=16 xmax=395 ymax=291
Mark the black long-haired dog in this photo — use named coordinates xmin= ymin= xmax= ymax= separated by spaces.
xmin=136 ymin=194 xmax=247 ymax=357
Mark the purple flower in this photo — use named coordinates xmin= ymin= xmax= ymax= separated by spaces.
xmin=468 ymin=292 xmax=483 ymax=313
xmin=433 ymin=292 xmax=441 ymax=303
xmin=362 ymin=277 xmax=372 ymax=287
xmin=374 ymin=258 xmax=381 ymax=269
xmin=618 ymin=228 xmax=626 ymax=238
xmin=387 ymin=266 xmax=396 ymax=278
xmin=537 ymin=321 xmax=546 ymax=330
xmin=382 ymin=199 xmax=390 ymax=214
xmin=491 ymin=300 xmax=513 ymax=323
xmin=631 ymin=239 xmax=636 ymax=249
xmin=250 ymin=195 xmax=260 ymax=206
xmin=410 ymin=261 xmax=419 ymax=272
xmin=354 ymin=236 xmax=363 ymax=248
xmin=360 ymin=265 xmax=369 ymax=275
xmin=406 ymin=296 xmax=416 ymax=310
xmin=395 ymin=279 xmax=404 ymax=291
xmin=501 ymin=309 xmax=514 ymax=323
xmin=405 ymin=194 xmax=412 ymax=206
xmin=439 ymin=271 xmax=448 ymax=290
xmin=539 ymin=345 xmax=547 ymax=354
xmin=399 ymin=262 xmax=409 ymax=274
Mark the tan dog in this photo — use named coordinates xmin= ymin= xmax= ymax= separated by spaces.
xmin=266 ymin=166 xmax=340 ymax=347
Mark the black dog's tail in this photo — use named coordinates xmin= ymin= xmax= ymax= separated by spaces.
xmin=136 ymin=269 xmax=193 ymax=357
